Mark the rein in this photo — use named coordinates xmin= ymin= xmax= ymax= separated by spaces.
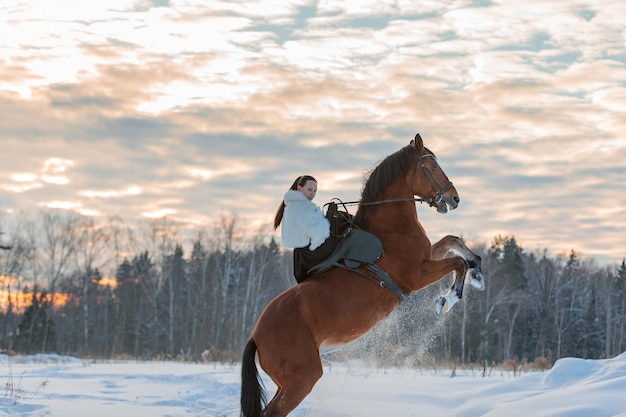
xmin=329 ymin=150 xmax=453 ymax=210
xmin=336 ymin=196 xmax=428 ymax=207
xmin=326 ymin=153 xmax=452 ymax=208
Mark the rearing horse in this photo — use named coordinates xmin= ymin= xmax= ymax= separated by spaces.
xmin=241 ymin=134 xmax=485 ymax=417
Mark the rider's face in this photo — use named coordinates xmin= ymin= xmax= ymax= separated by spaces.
xmin=297 ymin=180 xmax=317 ymax=201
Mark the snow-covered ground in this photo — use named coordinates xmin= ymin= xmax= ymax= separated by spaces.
xmin=2 ymin=352 xmax=626 ymax=417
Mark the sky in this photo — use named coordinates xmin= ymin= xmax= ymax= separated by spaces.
xmin=1 ymin=0 xmax=625 ymax=265
xmin=2 ymin=352 xmax=626 ymax=416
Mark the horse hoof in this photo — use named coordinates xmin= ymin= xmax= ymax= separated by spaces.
xmin=435 ymin=297 xmax=447 ymax=315
xmin=469 ymin=269 xmax=485 ymax=291
xmin=435 ymin=292 xmax=460 ymax=315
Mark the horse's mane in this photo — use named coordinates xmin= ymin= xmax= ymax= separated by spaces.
xmin=353 ymin=144 xmax=416 ymax=227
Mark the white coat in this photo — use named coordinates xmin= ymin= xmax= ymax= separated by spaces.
xmin=280 ymin=190 xmax=330 ymax=250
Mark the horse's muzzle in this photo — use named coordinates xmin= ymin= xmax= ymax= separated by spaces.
xmin=437 ymin=193 xmax=459 ymax=213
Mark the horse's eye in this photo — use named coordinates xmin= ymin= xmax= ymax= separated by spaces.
xmin=431 ymin=163 xmax=438 ymax=169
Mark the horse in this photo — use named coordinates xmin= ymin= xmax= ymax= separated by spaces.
xmin=241 ymin=134 xmax=485 ymax=417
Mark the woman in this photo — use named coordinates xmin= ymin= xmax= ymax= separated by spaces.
xmin=274 ymin=175 xmax=332 ymax=283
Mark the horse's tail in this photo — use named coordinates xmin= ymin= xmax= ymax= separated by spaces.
xmin=241 ymin=338 xmax=265 ymax=417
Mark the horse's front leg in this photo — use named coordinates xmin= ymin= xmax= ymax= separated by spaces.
xmin=429 ymin=236 xmax=485 ymax=315
xmin=420 ymin=255 xmax=468 ymax=315
xmin=432 ymin=235 xmax=485 ymax=291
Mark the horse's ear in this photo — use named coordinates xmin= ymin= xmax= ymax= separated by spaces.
xmin=412 ymin=133 xmax=424 ymax=151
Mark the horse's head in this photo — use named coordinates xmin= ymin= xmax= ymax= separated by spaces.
xmin=408 ymin=134 xmax=459 ymax=213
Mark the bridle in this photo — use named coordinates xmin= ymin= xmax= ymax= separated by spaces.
xmin=411 ymin=150 xmax=454 ymax=209
xmin=340 ymin=144 xmax=454 ymax=209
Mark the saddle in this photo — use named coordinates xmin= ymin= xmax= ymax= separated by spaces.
xmin=307 ymin=228 xmax=383 ymax=275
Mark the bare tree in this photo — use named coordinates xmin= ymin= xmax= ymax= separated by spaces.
xmin=239 ymin=226 xmax=275 ymax=351
xmin=141 ymin=217 xmax=180 ymax=356
xmin=0 ymin=215 xmax=30 ymax=349
xmin=73 ymin=216 xmax=110 ymax=354
xmin=39 ymin=210 xmax=81 ymax=351
xmin=205 ymin=213 xmax=243 ymax=354
xmin=41 ymin=210 xmax=79 ymax=293
xmin=552 ymin=252 xmax=578 ymax=358
xmin=0 ymin=233 xmax=12 ymax=251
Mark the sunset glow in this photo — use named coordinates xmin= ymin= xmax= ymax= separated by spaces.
xmin=0 ymin=275 xmax=116 ymax=313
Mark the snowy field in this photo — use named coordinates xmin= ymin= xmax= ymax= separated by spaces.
xmin=1 ymin=352 xmax=626 ymax=417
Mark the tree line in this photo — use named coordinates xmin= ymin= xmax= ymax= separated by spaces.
xmin=0 ymin=209 xmax=624 ymax=365
xmin=347 ymin=236 xmax=626 ymax=367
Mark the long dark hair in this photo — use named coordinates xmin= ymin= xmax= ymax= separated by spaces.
xmin=273 ymin=175 xmax=317 ymax=230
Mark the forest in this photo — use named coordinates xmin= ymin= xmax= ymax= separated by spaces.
xmin=1 ymin=209 xmax=625 ymax=366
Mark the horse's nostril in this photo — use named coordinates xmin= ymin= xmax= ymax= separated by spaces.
xmin=453 ymin=195 xmax=460 ymax=203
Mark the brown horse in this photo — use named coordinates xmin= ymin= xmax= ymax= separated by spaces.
xmin=241 ymin=134 xmax=485 ymax=417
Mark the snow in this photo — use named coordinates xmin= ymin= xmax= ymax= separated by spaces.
xmin=1 ymin=353 xmax=626 ymax=417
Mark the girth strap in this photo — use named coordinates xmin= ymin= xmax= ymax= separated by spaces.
xmin=364 ymin=263 xmax=407 ymax=303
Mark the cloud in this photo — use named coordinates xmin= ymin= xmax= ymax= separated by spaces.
xmin=42 ymin=201 xmax=82 ymax=210
xmin=44 ymin=158 xmax=74 ymax=173
xmin=41 ymin=176 xmax=70 ymax=185
xmin=81 ymin=186 xmax=142 ymax=198
xmin=10 ymin=173 xmax=38 ymax=182
xmin=1 ymin=0 xmax=625 ymax=264
xmin=142 ymin=208 xmax=177 ymax=218
xmin=2 ymin=182 xmax=43 ymax=193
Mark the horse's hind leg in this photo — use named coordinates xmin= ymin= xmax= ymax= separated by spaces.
xmin=260 ymin=346 xmax=323 ymax=417
xmin=262 ymin=366 xmax=323 ymax=417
